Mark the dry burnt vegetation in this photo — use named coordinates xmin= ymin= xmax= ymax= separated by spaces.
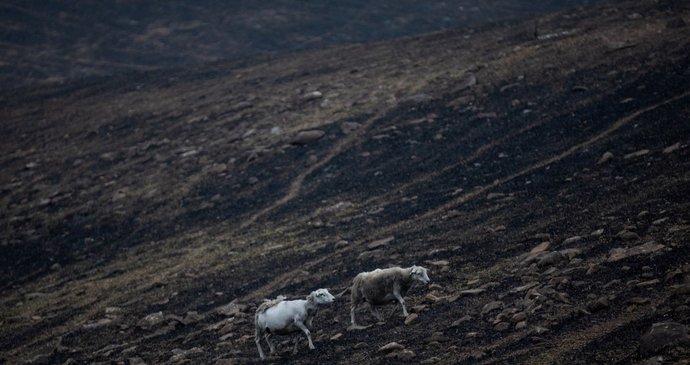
xmin=1 ymin=0 xmax=690 ymax=364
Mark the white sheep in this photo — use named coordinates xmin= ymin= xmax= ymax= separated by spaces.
xmin=349 ymin=265 xmax=430 ymax=327
xmin=254 ymin=288 xmax=335 ymax=360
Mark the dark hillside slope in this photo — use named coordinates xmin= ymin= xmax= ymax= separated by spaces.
xmin=1 ymin=0 xmax=690 ymax=364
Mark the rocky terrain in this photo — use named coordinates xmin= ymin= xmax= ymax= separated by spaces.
xmin=1 ymin=0 xmax=690 ymax=364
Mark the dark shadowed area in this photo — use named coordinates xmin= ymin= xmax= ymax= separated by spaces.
xmin=0 ymin=0 xmax=598 ymax=89
xmin=1 ymin=0 xmax=689 ymax=364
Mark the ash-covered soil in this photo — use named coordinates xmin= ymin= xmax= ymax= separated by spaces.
xmin=1 ymin=0 xmax=690 ymax=364
xmin=0 ymin=0 xmax=597 ymax=89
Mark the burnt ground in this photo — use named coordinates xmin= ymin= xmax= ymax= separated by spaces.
xmin=0 ymin=0 xmax=596 ymax=89
xmin=1 ymin=0 xmax=690 ymax=364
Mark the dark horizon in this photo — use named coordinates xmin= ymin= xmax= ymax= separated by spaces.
xmin=0 ymin=0 xmax=598 ymax=90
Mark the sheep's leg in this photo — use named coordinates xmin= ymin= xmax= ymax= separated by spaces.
xmin=294 ymin=320 xmax=315 ymax=350
xmin=366 ymin=303 xmax=385 ymax=322
xmin=264 ymin=333 xmax=276 ymax=354
xmin=393 ymin=288 xmax=408 ymax=317
xmin=255 ymin=328 xmax=266 ymax=360
xmin=350 ymin=304 xmax=359 ymax=326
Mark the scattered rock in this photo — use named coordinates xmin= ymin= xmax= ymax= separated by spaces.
xmin=300 ymin=91 xmax=323 ymax=101
xmin=616 ymin=229 xmax=640 ymax=241
xmin=379 ymin=342 xmax=405 ymax=353
xmin=460 ymin=288 xmax=486 ymax=295
xmin=494 ymin=322 xmax=510 ymax=331
xmin=450 ymin=315 xmax=473 ymax=328
xmin=608 ymin=242 xmax=665 ymax=262
xmin=562 ymin=236 xmax=582 ymax=245
xmin=137 ymin=311 xmax=165 ymax=330
xmin=530 ymin=242 xmax=551 ymax=254
xmin=334 ymin=240 xmax=349 ymax=250
xmin=454 ymin=73 xmax=477 ymax=92
xmin=340 ymin=122 xmax=362 ymax=134
xmin=482 ymin=301 xmax=504 ymax=315
xmin=538 ymin=251 xmax=564 ymax=267
xmin=405 ymin=313 xmax=418 ymax=325
xmin=291 ymin=130 xmax=325 ymax=145
xmin=387 ymin=349 xmax=416 ymax=360
xmin=588 ymin=296 xmax=609 ymax=312
xmin=423 ymin=293 xmax=440 ymax=304
xmin=487 ymin=192 xmax=506 ymax=200
xmin=515 ymin=321 xmax=528 ymax=330
xmin=591 ymin=228 xmax=604 ymax=236
xmin=663 ymin=142 xmax=681 ymax=154
xmin=366 ymin=236 xmax=394 ymax=250
xmin=429 ymin=284 xmax=443 ymax=291
xmin=511 ymin=312 xmax=527 ymax=323
xmin=83 ymin=318 xmax=115 ymax=330
xmin=216 ymin=301 xmax=247 ymax=317
xmin=597 ymin=151 xmax=614 ymax=164
xmin=624 ymin=149 xmax=649 ymax=159
xmin=639 ymin=322 xmax=688 ymax=355
xmin=330 ymin=333 xmax=343 ymax=341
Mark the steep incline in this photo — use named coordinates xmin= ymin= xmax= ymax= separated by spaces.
xmin=1 ymin=1 xmax=689 ymax=364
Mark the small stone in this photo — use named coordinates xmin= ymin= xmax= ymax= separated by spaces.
xmin=379 ymin=342 xmax=405 ymax=352
xmin=627 ymin=297 xmax=651 ymax=305
xmin=330 ymin=333 xmax=343 ymax=341
xmin=387 ymin=349 xmax=416 ymax=360
xmin=530 ymin=242 xmax=551 ymax=254
xmin=404 ymin=313 xmax=418 ymax=325
xmin=353 ymin=342 xmax=367 ymax=349
xmin=608 ymin=242 xmax=665 ymax=262
xmin=291 ymin=130 xmax=325 ymax=145
xmin=494 ymin=322 xmax=510 ymax=331
xmin=616 ymin=229 xmax=640 ymax=241
xmin=301 ymin=91 xmax=323 ymax=101
xmin=590 ymin=228 xmax=604 ymax=236
xmin=562 ymin=236 xmax=582 ymax=245
xmin=597 ymin=151 xmax=614 ymax=164
xmin=652 ymin=218 xmax=669 ymax=225
xmin=137 ymin=311 xmax=165 ymax=330
xmin=538 ymin=251 xmax=564 ymax=267
xmin=663 ymin=142 xmax=681 ymax=154
xmin=340 ymin=122 xmax=362 ymax=134
xmin=428 ymin=284 xmax=443 ymax=291
xmin=334 ymin=240 xmax=349 ymax=249
xmin=460 ymin=288 xmax=486 ymax=295
xmin=624 ymin=149 xmax=649 ymax=159
xmin=640 ymin=322 xmax=688 ymax=355
xmin=423 ymin=293 xmax=440 ymax=304
xmin=588 ymin=296 xmax=609 ymax=312
xmin=450 ymin=315 xmax=473 ymax=328
xmin=636 ymin=279 xmax=660 ymax=287
xmin=515 ymin=321 xmax=528 ymax=330
xmin=511 ymin=312 xmax=527 ymax=323
xmin=366 ymin=236 xmax=394 ymax=250
xmin=481 ymin=301 xmax=504 ymax=315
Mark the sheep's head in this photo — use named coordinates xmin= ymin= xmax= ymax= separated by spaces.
xmin=309 ymin=288 xmax=335 ymax=305
xmin=410 ymin=265 xmax=430 ymax=284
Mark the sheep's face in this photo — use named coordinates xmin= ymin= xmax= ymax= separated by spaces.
xmin=410 ymin=266 xmax=430 ymax=284
xmin=311 ymin=288 xmax=335 ymax=304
